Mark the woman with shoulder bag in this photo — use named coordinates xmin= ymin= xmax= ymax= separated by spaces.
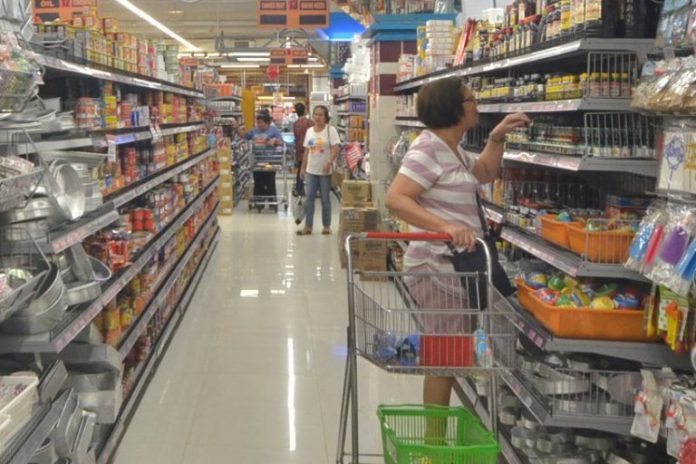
xmin=297 ymin=105 xmax=341 ymax=235
xmin=385 ymin=77 xmax=529 ymax=407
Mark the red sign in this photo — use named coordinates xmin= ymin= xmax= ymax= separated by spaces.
xmin=34 ymin=0 xmax=98 ymax=23
xmin=266 ymin=65 xmax=280 ymax=80
xmin=269 ymin=48 xmax=309 ymax=65
xmin=257 ymin=0 xmax=328 ymax=29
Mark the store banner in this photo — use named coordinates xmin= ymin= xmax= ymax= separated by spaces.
xmin=34 ymin=0 xmax=99 ymax=23
xmin=257 ymin=0 xmax=329 ymax=29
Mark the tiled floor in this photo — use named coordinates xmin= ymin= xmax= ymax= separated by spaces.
xmin=112 ymin=199 xmax=424 ymax=464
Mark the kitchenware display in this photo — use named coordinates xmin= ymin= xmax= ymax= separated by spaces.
xmin=51 ymin=390 xmax=80 ymax=456
xmin=65 ymin=280 xmax=101 ymax=306
xmin=1 ymin=282 xmax=66 ymax=334
xmin=65 ymin=245 xmax=94 ymax=282
xmin=88 ymin=256 xmax=111 ymax=282
xmin=14 ymin=263 xmax=63 ymax=317
xmin=30 ymin=438 xmax=58 ymax=464
xmin=499 ymin=407 xmax=519 ymax=426
xmin=0 ymin=249 xmax=50 ymax=324
xmin=45 ymin=160 xmax=85 ymax=221
xmin=0 ymin=219 xmax=49 ymax=241
xmin=574 ymin=432 xmax=615 ymax=451
xmin=0 ymin=196 xmax=62 ymax=226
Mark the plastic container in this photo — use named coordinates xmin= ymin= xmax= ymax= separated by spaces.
xmin=420 ymin=335 xmax=474 ymax=367
xmin=377 ymin=405 xmax=500 ymax=464
xmin=567 ymin=224 xmax=635 ymax=263
xmin=515 ymin=279 xmax=658 ymax=342
xmin=540 ymin=215 xmax=580 ymax=249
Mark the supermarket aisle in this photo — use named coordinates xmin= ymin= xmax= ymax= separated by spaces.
xmin=112 ymin=201 xmax=422 ymax=463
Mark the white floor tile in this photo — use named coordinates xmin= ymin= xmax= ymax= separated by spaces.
xmin=114 ymin=203 xmax=422 ymax=464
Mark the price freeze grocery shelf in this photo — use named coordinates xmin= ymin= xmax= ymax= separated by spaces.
xmin=97 ymin=224 xmax=219 ymax=464
xmin=493 ymin=294 xmax=692 ymax=369
xmin=481 ymin=200 xmax=504 ymax=224
xmin=1 ymin=146 xmax=217 ymax=255
xmin=504 ymin=149 xmax=658 ymax=177
xmin=117 ymin=202 xmax=219 ymax=359
xmin=0 ymin=177 xmax=220 ymax=355
xmin=477 ymin=98 xmax=632 ymax=114
xmin=13 ymin=122 xmax=206 ymax=155
xmin=393 ymin=38 xmax=654 ymax=93
xmin=335 ymin=95 xmax=367 ymax=102
xmin=36 ymin=54 xmax=205 ymax=99
xmin=500 ymin=226 xmax=647 ymax=280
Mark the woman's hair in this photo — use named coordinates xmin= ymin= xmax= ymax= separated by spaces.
xmin=295 ymin=102 xmax=306 ymax=116
xmin=417 ymin=77 xmax=467 ymax=129
xmin=313 ymin=105 xmax=331 ymax=123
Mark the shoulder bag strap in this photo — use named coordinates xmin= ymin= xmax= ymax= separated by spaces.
xmin=451 ymin=148 xmax=491 ymax=238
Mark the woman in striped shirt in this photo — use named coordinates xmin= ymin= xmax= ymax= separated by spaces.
xmin=385 ymin=77 xmax=529 ymax=407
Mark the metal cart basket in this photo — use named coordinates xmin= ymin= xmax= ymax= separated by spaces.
xmin=336 ymin=232 xmax=519 ymax=464
xmin=248 ymin=143 xmax=289 ymax=213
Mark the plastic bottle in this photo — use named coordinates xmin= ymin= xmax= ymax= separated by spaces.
xmin=474 ymin=329 xmax=493 ymax=368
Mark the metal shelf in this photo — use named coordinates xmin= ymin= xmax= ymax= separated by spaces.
xmin=2 ymin=390 xmax=68 ymax=464
xmin=500 ymin=226 xmax=647 ymax=281
xmin=394 ymin=117 xmax=425 ymax=128
xmin=37 ymin=54 xmax=205 ymax=99
xmin=501 ymin=369 xmax=633 ymax=435
xmin=97 ymin=227 xmax=219 ymax=464
xmin=212 ymin=95 xmax=242 ymax=102
xmin=117 ymin=202 xmax=219 ymax=359
xmin=0 ymin=177 xmax=220 ymax=355
xmin=337 ymin=111 xmax=367 ymax=117
xmin=504 ymin=149 xmax=658 ymax=177
xmin=477 ymin=98 xmax=632 ymax=114
xmin=13 ymin=122 xmax=205 ymax=155
xmin=481 ymin=200 xmax=504 ymax=224
xmin=494 ymin=294 xmax=693 ymax=370
xmin=335 ymin=95 xmax=367 ymax=103
xmin=8 ymin=146 xmax=216 ymax=255
xmin=393 ymin=38 xmax=655 ymax=92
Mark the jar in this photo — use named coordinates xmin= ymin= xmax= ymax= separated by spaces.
xmin=560 ymin=0 xmax=572 ymax=35
xmin=579 ymin=72 xmax=588 ymax=96
xmin=589 ymin=72 xmax=601 ymax=97
xmin=621 ymin=72 xmax=631 ymax=97
xmin=572 ymin=0 xmax=585 ymax=30
xmin=601 ymin=72 xmax=611 ymax=96
xmin=585 ymin=0 xmax=601 ymax=26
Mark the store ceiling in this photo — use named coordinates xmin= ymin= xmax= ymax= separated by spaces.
xmin=101 ymin=0 xmax=330 ymax=56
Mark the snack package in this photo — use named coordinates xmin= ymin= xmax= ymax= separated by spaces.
xmin=631 ymin=370 xmax=665 ymax=443
xmin=648 ymin=205 xmax=695 ymax=289
xmin=666 ymin=391 xmax=696 ymax=457
xmin=626 ymin=200 xmax=668 ymax=272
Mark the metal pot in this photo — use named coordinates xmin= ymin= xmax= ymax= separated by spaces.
xmin=0 ymin=197 xmax=63 ymax=227
xmin=47 ymin=160 xmax=85 ymax=221
xmin=65 ymin=281 xmax=101 ymax=306
xmin=65 ymin=245 xmax=94 ymax=282
xmin=29 ymin=439 xmax=57 ymax=464
xmin=15 ymin=263 xmax=64 ymax=317
xmin=0 ymin=220 xmax=49 ymax=241
xmin=88 ymin=256 xmax=111 ymax=282
xmin=1 ymin=286 xmax=67 ymax=334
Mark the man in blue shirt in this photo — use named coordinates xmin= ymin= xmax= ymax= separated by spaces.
xmin=237 ymin=112 xmax=282 ymax=145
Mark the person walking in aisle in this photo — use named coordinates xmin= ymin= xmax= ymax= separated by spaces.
xmin=293 ymin=102 xmax=314 ymax=195
xmin=297 ymin=105 xmax=341 ymax=235
xmin=385 ymin=77 xmax=529 ymax=407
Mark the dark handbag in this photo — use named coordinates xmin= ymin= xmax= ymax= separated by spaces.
xmin=447 ymin=150 xmax=514 ymax=308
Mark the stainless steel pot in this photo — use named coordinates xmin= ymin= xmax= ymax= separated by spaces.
xmin=0 ymin=197 xmax=63 ymax=227
xmin=15 ymin=263 xmax=64 ymax=317
xmin=88 ymin=256 xmax=111 ymax=282
xmin=65 ymin=281 xmax=101 ymax=306
xmin=1 ymin=286 xmax=67 ymax=334
xmin=0 ymin=220 xmax=49 ymax=241
xmin=47 ymin=160 xmax=85 ymax=221
xmin=65 ymin=245 xmax=94 ymax=282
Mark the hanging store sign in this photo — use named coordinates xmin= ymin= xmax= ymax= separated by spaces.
xmin=34 ymin=0 xmax=98 ymax=23
xmin=269 ymin=48 xmax=309 ymax=65
xmin=257 ymin=0 xmax=329 ymax=29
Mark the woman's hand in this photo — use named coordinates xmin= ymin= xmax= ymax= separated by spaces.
xmin=322 ymin=161 xmax=332 ymax=174
xmin=441 ymin=223 xmax=477 ymax=251
xmin=489 ymin=113 xmax=530 ymax=143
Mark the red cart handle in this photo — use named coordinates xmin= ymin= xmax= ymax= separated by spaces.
xmin=358 ymin=231 xmax=452 ymax=241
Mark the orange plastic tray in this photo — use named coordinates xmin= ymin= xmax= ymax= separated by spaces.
xmin=540 ymin=215 xmax=580 ymax=249
xmin=566 ymin=224 xmax=634 ymax=263
xmin=515 ymin=279 xmax=658 ymax=342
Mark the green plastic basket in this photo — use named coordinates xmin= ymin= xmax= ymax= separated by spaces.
xmin=377 ymin=405 xmax=500 ymax=464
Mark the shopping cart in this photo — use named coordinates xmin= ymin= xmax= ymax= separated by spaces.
xmin=336 ymin=232 xmax=519 ymax=464
xmin=248 ymin=143 xmax=289 ymax=213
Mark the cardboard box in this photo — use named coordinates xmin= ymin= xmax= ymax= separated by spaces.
xmin=342 ymin=180 xmax=372 ymax=206
xmin=219 ymin=207 xmax=234 ymax=216
xmin=339 ymin=207 xmax=380 ymax=233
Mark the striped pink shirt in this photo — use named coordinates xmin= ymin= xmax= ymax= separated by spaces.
xmin=398 ymin=130 xmax=482 ymax=275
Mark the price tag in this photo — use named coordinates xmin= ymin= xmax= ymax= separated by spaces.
xmin=105 ymin=135 xmax=117 ymax=162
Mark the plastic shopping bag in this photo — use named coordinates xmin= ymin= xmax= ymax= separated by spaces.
xmin=292 ymin=193 xmax=305 ymax=225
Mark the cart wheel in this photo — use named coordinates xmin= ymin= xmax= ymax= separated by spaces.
xmin=248 ymin=204 xmax=253 ymax=211
xmin=256 ymin=205 xmax=264 ymax=213
xmin=271 ymin=205 xmax=278 ymax=213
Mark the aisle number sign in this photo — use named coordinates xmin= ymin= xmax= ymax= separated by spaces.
xmin=34 ymin=0 xmax=98 ymax=23
xmin=257 ymin=0 xmax=329 ymax=28
xmin=270 ymin=48 xmax=309 ymax=65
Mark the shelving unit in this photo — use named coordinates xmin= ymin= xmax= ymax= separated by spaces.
xmin=504 ymin=149 xmax=658 ymax=177
xmin=476 ymin=98 xmax=633 ymax=114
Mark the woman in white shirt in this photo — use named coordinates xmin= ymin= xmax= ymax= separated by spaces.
xmin=298 ymin=106 xmax=341 ymax=235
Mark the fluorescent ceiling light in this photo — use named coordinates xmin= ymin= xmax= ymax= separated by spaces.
xmin=288 ymin=64 xmax=325 ymax=69
xmin=237 ymin=57 xmax=270 ymax=62
xmin=308 ymin=57 xmax=318 ymax=62
xmin=229 ymin=52 xmax=271 ymax=57
xmin=114 ymin=0 xmax=200 ymax=51
xmin=169 ymin=9 xmax=183 ymax=14
xmin=220 ymin=63 xmax=260 ymax=69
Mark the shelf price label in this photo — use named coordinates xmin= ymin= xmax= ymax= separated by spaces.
xmin=105 ymin=135 xmax=117 ymax=162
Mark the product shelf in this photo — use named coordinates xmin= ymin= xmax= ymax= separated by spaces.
xmin=481 ymin=200 xmax=504 ymax=224
xmin=0 ymin=176 xmax=220 ymax=355
xmin=336 ymin=95 xmax=367 ymax=103
xmin=13 ymin=122 xmax=206 ymax=155
xmin=393 ymin=38 xmax=655 ymax=93
xmin=493 ymin=293 xmax=692 ymax=369
xmin=117 ymin=202 xmax=219 ymax=359
xmin=337 ymin=111 xmax=368 ymax=117
xmin=503 ymin=149 xmax=658 ymax=177
xmin=97 ymin=225 xmax=220 ymax=464
xmin=394 ymin=117 xmax=425 ymax=128
xmin=36 ymin=54 xmax=205 ymax=99
xmin=477 ymin=98 xmax=633 ymax=114
xmin=211 ymin=95 xmax=242 ymax=102
xmin=0 ymin=389 xmax=69 ymax=464
xmin=2 ymin=146 xmax=216 ymax=255
xmin=500 ymin=226 xmax=647 ymax=280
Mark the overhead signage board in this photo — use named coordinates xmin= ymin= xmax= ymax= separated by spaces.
xmin=34 ymin=0 xmax=98 ymax=23
xmin=257 ymin=0 xmax=329 ymax=29
xmin=270 ymin=48 xmax=309 ymax=65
